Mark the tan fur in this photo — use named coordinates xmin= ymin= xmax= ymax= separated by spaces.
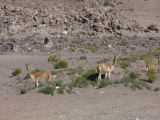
xmin=97 ymin=55 xmax=117 ymax=85
xmin=146 ymin=57 xmax=159 ymax=72
xmin=26 ymin=63 xmax=52 ymax=87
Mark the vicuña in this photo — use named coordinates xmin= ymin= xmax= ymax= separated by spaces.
xmin=97 ymin=54 xmax=117 ymax=84
xmin=25 ymin=63 xmax=53 ymax=87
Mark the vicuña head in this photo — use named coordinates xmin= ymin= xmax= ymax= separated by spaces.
xmin=25 ymin=63 xmax=53 ymax=87
xmin=97 ymin=54 xmax=117 ymax=84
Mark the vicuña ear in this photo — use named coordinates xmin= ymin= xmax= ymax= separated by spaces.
xmin=25 ymin=63 xmax=28 ymax=70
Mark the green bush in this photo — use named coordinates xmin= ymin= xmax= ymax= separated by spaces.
xmin=57 ymin=85 xmax=66 ymax=95
xmin=117 ymin=41 xmax=129 ymax=46
xmin=39 ymin=80 xmax=66 ymax=95
xmin=140 ymin=52 xmax=151 ymax=61
xmin=68 ymin=68 xmax=97 ymax=88
xmin=147 ymin=24 xmax=159 ymax=31
xmin=12 ymin=68 xmax=22 ymax=76
xmin=80 ymin=56 xmax=87 ymax=60
xmin=48 ymin=55 xmax=59 ymax=63
xmin=20 ymin=88 xmax=28 ymax=94
xmin=154 ymin=87 xmax=160 ymax=92
xmin=54 ymin=60 xmax=68 ymax=69
xmin=121 ymin=71 xmax=151 ymax=90
xmin=146 ymin=69 xmax=157 ymax=83
xmin=98 ymin=79 xmax=112 ymax=88
xmin=85 ymin=43 xmax=97 ymax=52
xmin=118 ymin=57 xmax=131 ymax=69
xmin=39 ymin=84 xmax=55 ymax=95
xmin=144 ymin=29 xmax=150 ymax=32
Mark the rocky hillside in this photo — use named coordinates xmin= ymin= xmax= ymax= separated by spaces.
xmin=0 ymin=0 xmax=159 ymax=53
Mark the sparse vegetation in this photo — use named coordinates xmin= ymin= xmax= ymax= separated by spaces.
xmin=85 ymin=43 xmax=97 ymax=52
xmin=98 ymin=79 xmax=112 ymax=88
xmin=146 ymin=69 xmax=157 ymax=83
xmin=140 ymin=52 xmax=151 ymax=61
xmin=154 ymin=87 xmax=160 ymax=92
xmin=117 ymin=41 xmax=129 ymax=46
xmin=147 ymin=24 xmax=159 ymax=31
xmin=68 ymin=68 xmax=97 ymax=88
xmin=54 ymin=60 xmax=68 ymax=69
xmin=20 ymin=88 xmax=28 ymax=94
xmin=20 ymin=85 xmax=35 ymax=94
xmin=144 ymin=29 xmax=150 ymax=32
xmin=121 ymin=71 xmax=151 ymax=90
xmin=67 ymin=65 xmax=83 ymax=76
xmin=48 ymin=55 xmax=58 ymax=63
xmin=80 ymin=55 xmax=87 ymax=60
xmin=68 ymin=47 xmax=76 ymax=53
xmin=117 ymin=57 xmax=131 ymax=69
xmin=12 ymin=68 xmax=22 ymax=76
xmin=39 ymin=83 xmax=55 ymax=95
xmin=39 ymin=80 xmax=66 ymax=95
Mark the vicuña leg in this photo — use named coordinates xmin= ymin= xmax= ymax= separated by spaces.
xmin=36 ymin=80 xmax=39 ymax=87
xmin=105 ymin=71 xmax=108 ymax=79
xmin=108 ymin=71 xmax=111 ymax=81
xmin=98 ymin=72 xmax=102 ymax=86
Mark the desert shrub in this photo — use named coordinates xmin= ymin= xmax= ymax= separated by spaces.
xmin=149 ymin=46 xmax=160 ymax=58
xmin=85 ymin=43 xmax=97 ymax=52
xmin=154 ymin=87 xmax=160 ymax=92
xmin=117 ymin=41 xmax=129 ymax=46
xmin=12 ymin=68 xmax=22 ymax=76
xmin=57 ymin=85 xmax=66 ymax=94
xmin=121 ymin=71 xmax=151 ymax=90
xmin=68 ymin=68 xmax=97 ymax=88
xmin=67 ymin=65 xmax=83 ymax=76
xmin=80 ymin=55 xmax=87 ymax=60
xmin=67 ymin=68 xmax=77 ymax=76
xmin=48 ymin=55 xmax=58 ymax=63
xmin=144 ymin=29 xmax=150 ymax=32
xmin=66 ymin=82 xmax=74 ymax=94
xmin=147 ymin=24 xmax=159 ymax=31
xmin=129 ymin=52 xmax=151 ymax=62
xmin=67 ymin=64 xmax=83 ymax=76
xmin=20 ymin=88 xmax=28 ymax=94
xmin=117 ymin=57 xmax=131 ymax=69
xmin=54 ymin=60 xmax=68 ymax=69
xmin=113 ymin=80 xmax=123 ymax=84
xmin=20 ymin=85 xmax=35 ymax=94
xmin=39 ymin=84 xmax=55 ymax=95
xmin=71 ymin=77 xmax=89 ymax=88
xmin=98 ymin=79 xmax=112 ymax=88
xmin=68 ymin=47 xmax=76 ymax=53
xmin=129 ymin=71 xmax=139 ymax=79
xmin=140 ymin=52 xmax=151 ymax=61
xmin=39 ymin=80 xmax=67 ymax=95
xmin=129 ymin=53 xmax=140 ymax=62
xmin=146 ymin=69 xmax=157 ymax=83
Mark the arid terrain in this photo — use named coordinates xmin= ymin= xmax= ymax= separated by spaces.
xmin=0 ymin=0 xmax=160 ymax=120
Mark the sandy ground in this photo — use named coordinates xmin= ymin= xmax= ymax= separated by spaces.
xmin=0 ymin=54 xmax=160 ymax=120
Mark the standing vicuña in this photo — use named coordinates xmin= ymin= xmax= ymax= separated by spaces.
xmin=97 ymin=54 xmax=117 ymax=84
xmin=26 ymin=63 xmax=52 ymax=87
